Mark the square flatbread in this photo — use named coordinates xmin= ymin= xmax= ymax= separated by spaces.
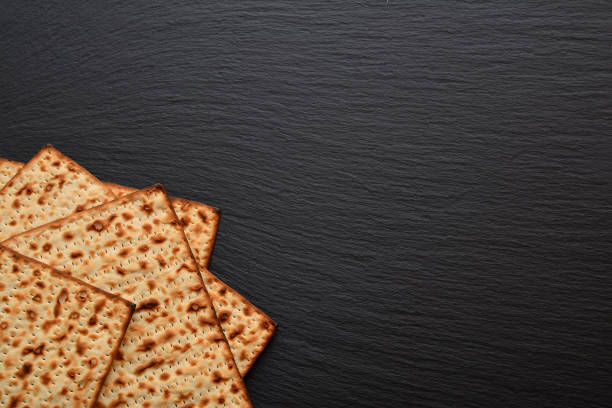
xmin=106 ymin=184 xmax=277 ymax=375
xmin=1 ymin=155 xmax=277 ymax=375
xmin=2 ymin=186 xmax=252 ymax=407
xmin=0 ymin=246 xmax=134 ymax=408
xmin=0 ymin=147 xmax=116 ymax=242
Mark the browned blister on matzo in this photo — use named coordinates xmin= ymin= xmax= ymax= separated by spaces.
xmin=0 ymin=146 xmax=116 ymax=241
xmin=105 ymin=184 xmax=277 ymax=375
xmin=0 ymin=246 xmax=133 ymax=408
xmin=2 ymin=186 xmax=252 ymax=407
xmin=1 ymin=158 xmax=277 ymax=376
xmin=0 ymin=158 xmax=23 ymax=187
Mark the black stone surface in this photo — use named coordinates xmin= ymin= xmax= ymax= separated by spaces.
xmin=1 ymin=1 xmax=612 ymax=406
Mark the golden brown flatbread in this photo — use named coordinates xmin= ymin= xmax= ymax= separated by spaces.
xmin=0 ymin=156 xmax=277 ymax=375
xmin=2 ymin=186 xmax=252 ymax=407
xmin=0 ymin=246 xmax=133 ymax=408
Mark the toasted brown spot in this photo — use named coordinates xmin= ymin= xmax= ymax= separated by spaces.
xmin=136 ymin=339 xmax=157 ymax=352
xmin=177 ymin=391 xmax=194 ymax=402
xmin=88 ymin=357 xmax=98 ymax=368
xmin=146 ymin=280 xmax=157 ymax=290
xmin=187 ymin=301 xmax=207 ymax=312
xmin=177 ymin=263 xmax=194 ymax=273
xmin=63 ymin=231 xmax=74 ymax=240
xmin=161 ymin=328 xmax=177 ymax=343
xmin=134 ymin=357 xmax=164 ymax=375
xmin=218 ymin=287 xmax=227 ymax=296
xmin=22 ymin=344 xmax=45 ymax=356
xmin=16 ymin=184 xmax=33 ymax=196
xmin=218 ymin=311 xmax=231 ymax=323
xmin=244 ymin=306 xmax=253 ymax=316
xmin=211 ymin=371 xmax=228 ymax=384
xmin=75 ymin=205 xmax=84 ymax=212
xmin=16 ymin=362 xmax=32 ymax=378
xmin=70 ymin=250 xmax=84 ymax=259
xmin=116 ymin=266 xmax=127 ymax=276
xmin=42 ymin=242 xmax=52 ymax=252
xmin=88 ymin=315 xmax=98 ymax=326
xmin=136 ymin=299 xmax=160 ymax=312
xmin=26 ymin=309 xmax=37 ymax=321
xmin=67 ymin=368 xmax=78 ymax=379
xmin=139 ymin=260 xmax=149 ymax=270
xmin=155 ymin=254 xmax=167 ymax=267
xmin=94 ymin=298 xmax=107 ymax=313
xmin=104 ymin=239 xmax=117 ymax=247
xmin=231 ymin=384 xmax=240 ymax=394
xmin=42 ymin=319 xmax=56 ymax=332
xmin=52 ymin=160 xmax=61 ymax=167
xmin=178 ymin=215 xmax=190 ymax=227
xmin=11 ymin=199 xmax=20 ymax=209
xmin=41 ymin=372 xmax=51 ymax=385
xmin=160 ymin=372 xmax=170 ymax=381
xmin=53 ymin=332 xmax=68 ymax=341
xmin=76 ymin=337 xmax=87 ymax=355
xmin=70 ymin=311 xmax=80 ymax=319
xmin=198 ymin=316 xmax=216 ymax=326
xmin=218 ymin=397 xmax=225 ymax=404
xmin=118 ymin=248 xmax=131 ymax=257
xmin=77 ymin=289 xmax=88 ymax=303
xmin=122 ymin=212 xmax=134 ymax=220
xmin=140 ymin=202 xmax=154 ymax=215
xmin=8 ymin=395 xmax=22 ymax=408
xmin=151 ymin=235 xmax=166 ymax=244
xmin=197 ymin=210 xmax=208 ymax=224
xmin=87 ymin=220 xmax=107 ymax=232
xmin=208 ymin=334 xmax=225 ymax=343
xmin=52 ymin=174 xmax=66 ymax=189
xmin=54 ymin=288 xmax=68 ymax=317
xmin=229 ymin=324 xmax=245 ymax=339
xmin=142 ymin=223 xmax=152 ymax=233
xmin=138 ymin=244 xmax=150 ymax=253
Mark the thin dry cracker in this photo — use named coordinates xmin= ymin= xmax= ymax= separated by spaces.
xmin=1 ymin=156 xmax=277 ymax=375
xmin=105 ymin=183 xmax=277 ymax=375
xmin=0 ymin=146 xmax=116 ymax=242
xmin=0 ymin=246 xmax=133 ymax=408
xmin=2 ymin=186 xmax=252 ymax=407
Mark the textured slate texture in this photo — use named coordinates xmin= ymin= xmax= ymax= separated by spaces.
xmin=1 ymin=1 xmax=612 ymax=407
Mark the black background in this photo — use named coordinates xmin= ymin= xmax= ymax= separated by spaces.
xmin=2 ymin=1 xmax=612 ymax=407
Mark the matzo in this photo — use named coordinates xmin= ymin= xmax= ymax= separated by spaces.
xmin=2 ymin=186 xmax=252 ymax=407
xmin=0 ymin=146 xmax=116 ymax=241
xmin=0 ymin=246 xmax=133 ymax=408
xmin=105 ymin=184 xmax=277 ymax=375
xmin=1 ymin=158 xmax=277 ymax=375
xmin=0 ymin=158 xmax=23 ymax=187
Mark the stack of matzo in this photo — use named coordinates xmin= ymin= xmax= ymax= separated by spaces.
xmin=0 ymin=146 xmax=277 ymax=407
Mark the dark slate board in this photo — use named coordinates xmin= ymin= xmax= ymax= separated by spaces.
xmin=1 ymin=1 xmax=612 ymax=406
